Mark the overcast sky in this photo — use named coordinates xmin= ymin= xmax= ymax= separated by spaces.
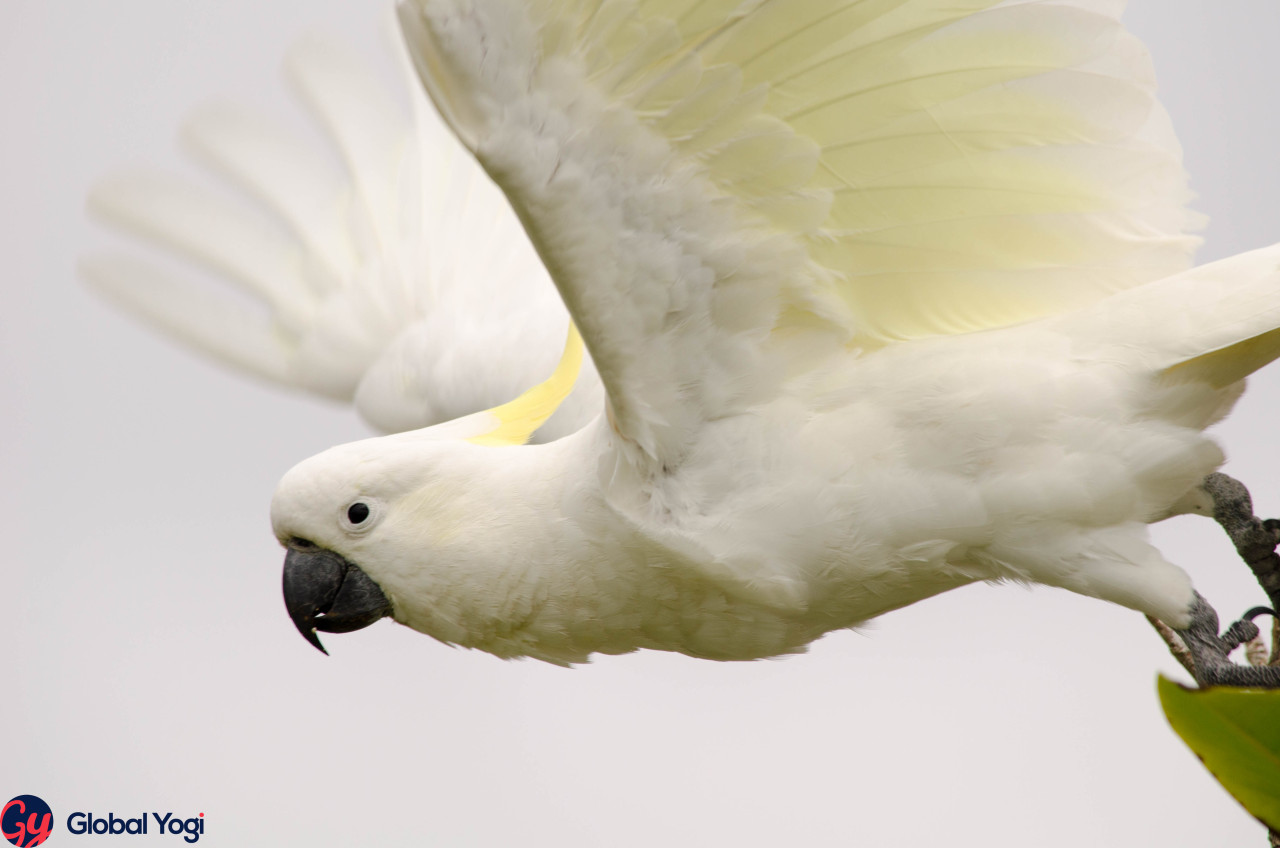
xmin=6 ymin=2 xmax=1280 ymax=845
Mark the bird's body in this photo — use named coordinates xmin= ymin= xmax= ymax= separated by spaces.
xmin=272 ymin=0 xmax=1280 ymax=663
xmin=273 ymin=239 xmax=1280 ymax=664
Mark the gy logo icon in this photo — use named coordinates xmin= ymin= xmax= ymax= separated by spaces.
xmin=2 ymin=796 xmax=53 ymax=847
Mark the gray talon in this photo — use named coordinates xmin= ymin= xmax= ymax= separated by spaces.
xmin=1219 ymin=618 xmax=1260 ymax=652
xmin=1177 ymin=593 xmax=1280 ymax=688
xmin=1163 ymin=475 xmax=1280 ymax=687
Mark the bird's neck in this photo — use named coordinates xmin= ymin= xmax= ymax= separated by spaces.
xmin=390 ymin=423 xmax=639 ymax=664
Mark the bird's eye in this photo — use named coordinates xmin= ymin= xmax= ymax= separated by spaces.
xmin=339 ymin=498 xmax=381 ymax=533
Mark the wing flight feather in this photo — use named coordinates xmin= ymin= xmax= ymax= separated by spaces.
xmin=84 ymin=27 xmax=600 ymax=439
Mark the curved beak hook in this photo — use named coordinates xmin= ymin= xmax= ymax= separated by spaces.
xmin=282 ymin=546 xmax=392 ymax=654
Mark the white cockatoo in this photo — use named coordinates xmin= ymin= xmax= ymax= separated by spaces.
xmin=81 ymin=27 xmax=601 ymax=439
xmin=154 ymin=0 xmax=1280 ymax=681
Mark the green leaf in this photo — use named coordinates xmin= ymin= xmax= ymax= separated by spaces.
xmin=1158 ymin=675 xmax=1280 ymax=830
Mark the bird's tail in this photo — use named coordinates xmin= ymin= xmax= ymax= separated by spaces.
xmin=1055 ymin=242 xmax=1280 ymax=388
xmin=1164 ymin=321 xmax=1280 ymax=390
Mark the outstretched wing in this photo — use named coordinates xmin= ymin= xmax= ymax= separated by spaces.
xmin=82 ymin=27 xmax=601 ymax=440
xmin=398 ymin=0 xmax=1198 ymax=459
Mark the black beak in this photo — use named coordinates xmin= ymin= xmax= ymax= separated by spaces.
xmin=282 ymin=546 xmax=393 ymax=654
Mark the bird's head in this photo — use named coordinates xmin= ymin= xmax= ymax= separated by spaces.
xmin=271 ymin=325 xmax=588 ymax=654
xmin=270 ymin=431 xmax=471 ymax=654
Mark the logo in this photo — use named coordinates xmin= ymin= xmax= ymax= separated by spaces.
xmin=2 ymin=796 xmax=53 ymax=847
xmin=2 ymin=797 xmax=207 ymax=845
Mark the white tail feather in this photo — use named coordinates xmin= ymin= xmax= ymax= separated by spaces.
xmin=1059 ymin=242 xmax=1280 ymax=381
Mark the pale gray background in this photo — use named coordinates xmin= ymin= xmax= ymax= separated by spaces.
xmin=4 ymin=2 xmax=1280 ymax=845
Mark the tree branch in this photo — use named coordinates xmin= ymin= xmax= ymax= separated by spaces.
xmin=1146 ymin=615 xmax=1197 ymax=678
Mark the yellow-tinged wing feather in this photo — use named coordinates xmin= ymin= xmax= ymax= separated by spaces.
xmin=711 ymin=0 xmax=1194 ymax=340
xmin=399 ymin=0 xmax=1199 ymax=457
xmin=467 ymin=323 xmax=585 ymax=446
xmin=469 ymin=0 xmax=1195 ymax=343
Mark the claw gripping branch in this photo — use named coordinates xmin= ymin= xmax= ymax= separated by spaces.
xmin=1157 ymin=473 xmax=1280 ymax=688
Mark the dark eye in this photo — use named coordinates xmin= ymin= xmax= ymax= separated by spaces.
xmin=347 ymin=502 xmax=371 ymax=524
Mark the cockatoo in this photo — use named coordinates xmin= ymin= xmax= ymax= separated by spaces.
xmin=139 ymin=0 xmax=1280 ymax=682
xmin=81 ymin=28 xmax=601 ymax=439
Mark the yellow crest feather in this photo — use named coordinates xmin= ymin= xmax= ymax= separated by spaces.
xmin=467 ymin=323 xmax=584 ymax=446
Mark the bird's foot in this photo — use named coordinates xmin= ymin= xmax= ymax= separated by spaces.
xmin=1203 ymin=473 xmax=1280 ymax=612
xmin=1176 ymin=594 xmax=1280 ymax=687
